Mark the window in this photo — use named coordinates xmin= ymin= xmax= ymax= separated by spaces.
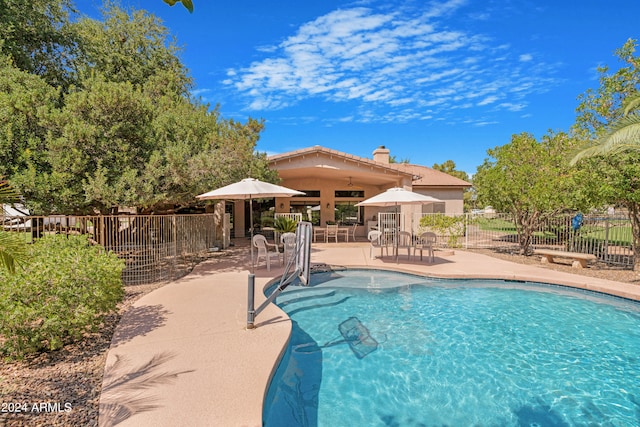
xmin=334 ymin=189 xmax=364 ymax=225
xmin=335 ymin=202 xmax=363 ymax=225
xmin=290 ymin=201 xmax=321 ymax=225
xmin=422 ymin=202 xmax=446 ymax=214
xmin=334 ymin=190 xmax=365 ymax=198
xmin=294 ymin=190 xmax=320 ymax=197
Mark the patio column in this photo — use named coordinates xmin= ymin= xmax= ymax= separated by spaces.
xmin=275 ymin=198 xmax=290 ymax=214
xmin=234 ymin=200 xmax=245 ymax=238
xmin=321 ymin=195 xmax=334 ymax=226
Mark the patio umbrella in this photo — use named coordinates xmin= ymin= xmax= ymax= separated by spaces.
xmin=197 ymin=178 xmax=305 ymax=273
xmin=356 ymin=187 xmax=441 ymax=262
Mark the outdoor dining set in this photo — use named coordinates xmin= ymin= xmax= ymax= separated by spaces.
xmin=312 ymin=223 xmax=357 ymax=243
xmin=367 ymin=229 xmax=437 ymax=262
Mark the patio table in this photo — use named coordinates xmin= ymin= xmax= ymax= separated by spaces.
xmin=337 ymin=227 xmax=350 ymax=242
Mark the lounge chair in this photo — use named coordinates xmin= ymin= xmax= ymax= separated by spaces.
xmin=253 ymin=234 xmax=281 ymax=271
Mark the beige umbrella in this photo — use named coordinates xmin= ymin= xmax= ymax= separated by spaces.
xmin=356 ymin=187 xmax=441 ymax=262
xmin=197 ymin=178 xmax=304 ymax=273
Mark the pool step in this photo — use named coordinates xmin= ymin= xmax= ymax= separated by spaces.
xmin=276 ymin=289 xmax=349 ymax=314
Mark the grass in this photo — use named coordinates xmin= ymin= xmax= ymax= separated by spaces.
xmin=578 ymin=225 xmax=633 ymax=246
xmin=476 ymin=217 xmax=516 ymax=232
xmin=476 ymin=216 xmax=634 ymax=246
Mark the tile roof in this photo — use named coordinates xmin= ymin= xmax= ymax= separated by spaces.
xmin=268 ymin=146 xmax=472 ymax=188
xmin=394 ymin=163 xmax=472 ymax=187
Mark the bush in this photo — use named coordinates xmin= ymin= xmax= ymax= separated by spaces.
xmin=274 ymin=216 xmax=298 ymax=233
xmin=419 ymin=214 xmax=466 ymax=248
xmin=0 ymin=234 xmax=124 ymax=358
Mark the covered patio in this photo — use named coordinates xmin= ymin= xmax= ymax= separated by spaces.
xmin=263 ymin=146 xmax=471 ymax=241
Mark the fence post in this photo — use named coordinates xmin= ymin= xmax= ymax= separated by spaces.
xmin=172 ymin=215 xmax=178 ymax=280
xmin=465 ymin=213 xmax=468 ymax=249
xmin=99 ymin=216 xmax=105 ymax=247
xmin=604 ymin=216 xmax=610 ymax=264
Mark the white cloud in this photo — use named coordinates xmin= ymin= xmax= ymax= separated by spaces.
xmin=222 ymin=0 xmax=559 ymax=124
xmin=478 ymin=95 xmax=499 ymax=106
xmin=499 ymin=102 xmax=526 ymax=112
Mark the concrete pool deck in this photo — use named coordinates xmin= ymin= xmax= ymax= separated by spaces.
xmin=98 ymin=241 xmax=640 ymax=427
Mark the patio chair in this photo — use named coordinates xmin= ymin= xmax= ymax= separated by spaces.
xmin=414 ymin=231 xmax=436 ymax=262
xmin=281 ymin=232 xmax=296 ymax=265
xmin=253 ymin=234 xmax=281 ymax=271
xmin=348 ymin=223 xmax=358 ymax=241
xmin=367 ymin=230 xmax=385 ymax=259
xmin=337 ymin=225 xmax=350 ymax=242
xmin=396 ymin=231 xmax=413 ymax=259
xmin=326 ymin=224 xmax=339 ymax=243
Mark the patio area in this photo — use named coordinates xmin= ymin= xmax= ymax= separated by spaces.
xmin=98 ymin=239 xmax=640 ymax=427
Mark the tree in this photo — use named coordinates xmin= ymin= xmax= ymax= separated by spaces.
xmin=570 ymin=93 xmax=640 ymax=164
xmin=0 ymin=0 xmax=77 ymax=89
xmin=0 ymin=56 xmax=59 ymax=178
xmin=13 ymin=76 xmax=155 ymax=214
xmin=473 ymin=131 xmax=581 ymax=255
xmin=388 ymin=155 xmax=410 ymax=164
xmin=162 ymin=0 xmax=193 ymax=13
xmin=432 ymin=160 xmax=470 ymax=182
xmin=4 ymin=2 xmax=275 ymax=215
xmin=71 ymin=3 xmax=191 ymax=93
xmin=571 ymin=39 xmax=640 ymax=271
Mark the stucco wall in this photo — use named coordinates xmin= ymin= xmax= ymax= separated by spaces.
xmin=414 ymin=188 xmax=465 ymax=214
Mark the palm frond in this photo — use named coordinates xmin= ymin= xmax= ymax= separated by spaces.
xmin=569 ymin=141 xmax=605 ymax=165
xmin=0 ymin=231 xmax=29 ymax=274
xmin=623 ymin=93 xmax=640 ymax=116
xmin=0 ymin=177 xmax=19 ymax=207
xmin=570 ymin=114 xmax=640 ymax=165
xmin=597 ymin=114 xmax=640 ymax=153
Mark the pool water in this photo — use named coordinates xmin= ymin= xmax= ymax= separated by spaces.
xmin=263 ymin=270 xmax=640 ymax=426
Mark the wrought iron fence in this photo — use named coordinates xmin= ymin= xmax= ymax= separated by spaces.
xmin=414 ymin=212 xmax=634 ymax=268
xmin=1 ymin=214 xmax=218 ymax=284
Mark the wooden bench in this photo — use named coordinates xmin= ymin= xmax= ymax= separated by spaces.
xmin=533 ymin=249 xmax=596 ymax=268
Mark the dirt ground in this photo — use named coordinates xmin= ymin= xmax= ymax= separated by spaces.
xmin=0 ymin=248 xmax=638 ymax=426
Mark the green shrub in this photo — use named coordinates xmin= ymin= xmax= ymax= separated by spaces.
xmin=419 ymin=214 xmax=466 ymax=248
xmin=274 ymin=216 xmax=298 ymax=233
xmin=0 ymin=234 xmax=124 ymax=358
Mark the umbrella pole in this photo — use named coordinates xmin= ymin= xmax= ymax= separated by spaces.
xmin=248 ymin=195 xmax=256 ymax=329
xmin=249 ymin=195 xmax=255 ymax=274
xmin=396 ymin=204 xmax=399 ymax=264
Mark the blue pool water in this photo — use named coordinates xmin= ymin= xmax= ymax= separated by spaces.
xmin=263 ymin=269 xmax=640 ymax=426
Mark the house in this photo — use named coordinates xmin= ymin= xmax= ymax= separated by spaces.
xmin=233 ymin=145 xmax=471 ymax=239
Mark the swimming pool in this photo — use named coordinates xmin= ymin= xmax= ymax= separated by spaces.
xmin=263 ymin=269 xmax=640 ymax=426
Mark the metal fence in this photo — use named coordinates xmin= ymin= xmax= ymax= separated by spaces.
xmin=412 ymin=212 xmax=634 ymax=268
xmin=1 ymin=214 xmax=218 ymax=284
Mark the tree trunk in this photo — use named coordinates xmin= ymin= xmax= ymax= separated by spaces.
xmin=514 ymin=210 xmax=539 ymax=255
xmin=627 ymin=203 xmax=640 ymax=272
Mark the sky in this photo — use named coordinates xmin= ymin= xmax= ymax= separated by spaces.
xmin=80 ymin=0 xmax=639 ymax=175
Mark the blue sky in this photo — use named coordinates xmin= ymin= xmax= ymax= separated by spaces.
xmin=82 ymin=0 xmax=638 ymax=175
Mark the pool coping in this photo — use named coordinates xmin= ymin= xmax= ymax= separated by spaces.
xmin=98 ymin=243 xmax=640 ymax=427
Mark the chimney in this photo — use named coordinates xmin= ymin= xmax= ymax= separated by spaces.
xmin=373 ymin=145 xmax=390 ymax=164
